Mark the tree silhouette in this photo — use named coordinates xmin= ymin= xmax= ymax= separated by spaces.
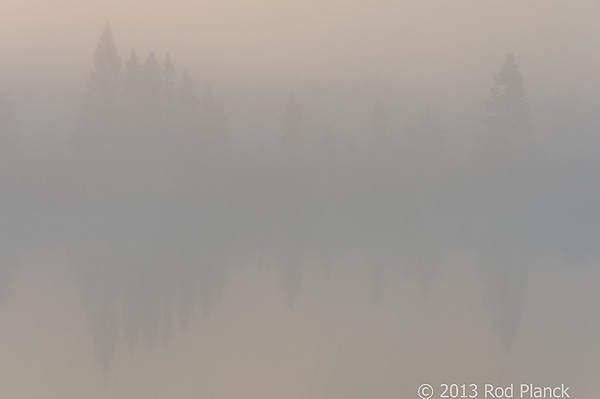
xmin=483 ymin=52 xmax=530 ymax=153
xmin=82 ymin=24 xmax=122 ymax=125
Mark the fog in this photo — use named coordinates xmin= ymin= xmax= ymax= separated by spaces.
xmin=1 ymin=1 xmax=600 ymax=398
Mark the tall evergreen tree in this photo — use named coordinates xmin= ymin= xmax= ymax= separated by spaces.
xmin=483 ymin=52 xmax=530 ymax=152
xmin=82 ymin=24 xmax=122 ymax=124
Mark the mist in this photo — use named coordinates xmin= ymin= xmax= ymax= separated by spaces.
xmin=1 ymin=1 xmax=600 ymax=398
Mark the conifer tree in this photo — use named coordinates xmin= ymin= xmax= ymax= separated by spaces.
xmin=483 ymin=52 xmax=530 ymax=152
xmin=82 ymin=24 xmax=122 ymax=124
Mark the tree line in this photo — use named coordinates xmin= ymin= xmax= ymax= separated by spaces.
xmin=1 ymin=25 xmax=530 ymax=166
xmin=76 ymin=25 xmax=228 ymax=166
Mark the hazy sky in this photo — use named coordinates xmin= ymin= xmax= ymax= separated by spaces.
xmin=3 ymin=0 xmax=600 ymax=95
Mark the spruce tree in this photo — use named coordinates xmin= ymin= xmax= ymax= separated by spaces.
xmin=483 ymin=52 xmax=530 ymax=152
xmin=82 ymin=24 xmax=122 ymax=124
